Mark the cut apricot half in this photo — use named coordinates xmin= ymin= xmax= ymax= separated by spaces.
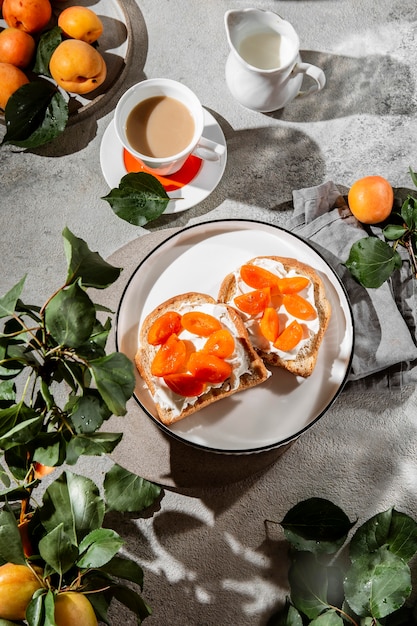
xmin=164 ymin=373 xmax=206 ymax=397
xmin=240 ymin=264 xmax=280 ymax=294
xmin=259 ymin=307 xmax=280 ymax=343
xmin=234 ymin=287 xmax=270 ymax=316
xmin=274 ymin=320 xmax=303 ymax=352
xmin=151 ymin=334 xmax=187 ymax=377
xmin=187 ymin=351 xmax=232 ymax=384
xmin=202 ymin=329 xmax=235 ymax=359
xmin=283 ymin=294 xmax=317 ymax=320
xmin=181 ymin=311 xmax=222 ymax=337
xmin=276 ymin=276 xmax=310 ymax=294
xmin=147 ymin=311 xmax=182 ymax=345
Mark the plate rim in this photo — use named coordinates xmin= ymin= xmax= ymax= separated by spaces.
xmin=115 ymin=218 xmax=355 ymax=455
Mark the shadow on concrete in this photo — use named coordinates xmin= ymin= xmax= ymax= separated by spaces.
xmin=272 ymin=50 xmax=416 ymax=122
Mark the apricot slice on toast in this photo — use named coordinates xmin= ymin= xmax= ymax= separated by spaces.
xmin=164 ymin=373 xmax=206 ymax=397
xmin=259 ymin=307 xmax=280 ymax=343
xmin=151 ymin=334 xmax=187 ymax=377
xmin=274 ymin=320 xmax=303 ymax=351
xmin=234 ymin=288 xmax=270 ymax=316
xmin=147 ymin=311 xmax=182 ymax=345
xmin=283 ymin=294 xmax=317 ymax=320
xmin=188 ymin=351 xmax=232 ymax=383
xmin=181 ymin=311 xmax=222 ymax=337
xmin=202 ymin=329 xmax=235 ymax=359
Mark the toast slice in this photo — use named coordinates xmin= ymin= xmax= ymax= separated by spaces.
xmin=217 ymin=257 xmax=331 ymax=377
xmin=135 ymin=292 xmax=270 ymax=425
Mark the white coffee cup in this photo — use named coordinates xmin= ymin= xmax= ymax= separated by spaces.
xmin=114 ymin=78 xmax=225 ymax=176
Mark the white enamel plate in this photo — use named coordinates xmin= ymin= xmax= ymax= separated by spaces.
xmin=116 ymin=220 xmax=354 ymax=454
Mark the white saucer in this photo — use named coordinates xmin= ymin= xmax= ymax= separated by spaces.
xmin=100 ymin=109 xmax=227 ymax=213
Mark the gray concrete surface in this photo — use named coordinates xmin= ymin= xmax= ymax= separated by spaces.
xmin=2 ymin=1 xmax=417 ymax=624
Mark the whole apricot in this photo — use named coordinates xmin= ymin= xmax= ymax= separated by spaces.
xmin=58 ymin=6 xmax=103 ymax=44
xmin=0 ymin=27 xmax=36 ymax=68
xmin=49 ymin=39 xmax=107 ymax=95
xmin=0 ymin=563 xmax=44 ymax=620
xmin=348 ymin=175 xmax=394 ymax=224
xmin=0 ymin=61 xmax=29 ymax=110
xmin=54 ymin=592 xmax=97 ymax=626
xmin=2 ymin=0 xmax=52 ymax=33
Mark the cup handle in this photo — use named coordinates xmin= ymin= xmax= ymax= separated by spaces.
xmin=292 ymin=62 xmax=326 ymax=97
xmin=192 ymin=136 xmax=226 ymax=162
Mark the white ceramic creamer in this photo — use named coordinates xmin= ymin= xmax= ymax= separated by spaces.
xmin=225 ymin=8 xmax=326 ymax=112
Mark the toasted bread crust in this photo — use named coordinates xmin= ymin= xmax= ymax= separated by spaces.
xmin=218 ymin=257 xmax=331 ymax=377
xmin=135 ymin=292 xmax=269 ymax=425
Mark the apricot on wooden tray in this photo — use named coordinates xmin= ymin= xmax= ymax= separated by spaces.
xmin=49 ymin=39 xmax=107 ymax=95
xmin=2 ymin=0 xmax=52 ymax=34
xmin=58 ymin=5 xmax=103 ymax=44
xmin=0 ymin=61 xmax=29 ymax=110
xmin=0 ymin=27 xmax=36 ymax=68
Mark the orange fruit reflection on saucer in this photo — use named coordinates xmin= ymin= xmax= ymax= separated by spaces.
xmin=123 ymin=149 xmax=202 ymax=192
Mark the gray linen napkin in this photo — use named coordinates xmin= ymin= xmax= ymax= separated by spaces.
xmin=290 ymin=181 xmax=417 ymax=388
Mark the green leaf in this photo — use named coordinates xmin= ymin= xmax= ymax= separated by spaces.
xmin=65 ymin=432 xmax=122 ymax=465
xmin=45 ymin=282 xmax=96 ymax=348
xmin=38 ymin=523 xmax=79 ymax=575
xmin=310 ymin=609 xmax=344 ymax=625
xmin=33 ymin=437 xmax=62 ymax=468
xmin=344 ymin=548 xmax=411 ymax=619
xmin=0 ymin=381 xmax=16 ymax=405
xmin=62 ymin=227 xmax=122 ymax=289
xmin=67 ymin=389 xmax=112 ymax=434
xmin=400 ymin=196 xmax=417 ymax=230
xmin=288 ymin=551 xmax=337 ymax=619
xmin=33 ymin=26 xmax=62 ymax=76
xmin=77 ymin=528 xmax=124 ymax=568
xmin=40 ymin=471 xmax=105 ymax=544
xmin=0 ymin=414 xmax=43 ymax=450
xmin=26 ymin=589 xmax=55 ymax=626
xmin=350 ymin=508 xmax=417 ymax=563
xmin=2 ymin=80 xmax=68 ymax=148
xmin=99 ymin=555 xmax=144 ymax=588
xmin=280 ymin=498 xmax=355 ymax=555
xmin=89 ymin=352 xmax=135 ymax=416
xmin=383 ymin=224 xmax=408 ymax=240
xmin=102 ymin=172 xmax=170 ymax=226
xmin=345 ymin=237 xmax=402 ymax=288
xmin=0 ymin=276 xmax=26 ymax=318
xmin=104 ymin=464 xmax=161 ymax=513
xmin=0 ymin=504 xmax=26 ymax=565
xmin=267 ymin=599 xmax=304 ymax=625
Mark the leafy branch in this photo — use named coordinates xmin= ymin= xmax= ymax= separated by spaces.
xmin=345 ymin=168 xmax=417 ymax=288
xmin=0 ymin=227 xmax=161 ymax=623
xmin=267 ymin=498 xmax=417 ymax=625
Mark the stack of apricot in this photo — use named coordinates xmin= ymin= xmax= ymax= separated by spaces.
xmin=0 ymin=0 xmax=107 ymax=110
